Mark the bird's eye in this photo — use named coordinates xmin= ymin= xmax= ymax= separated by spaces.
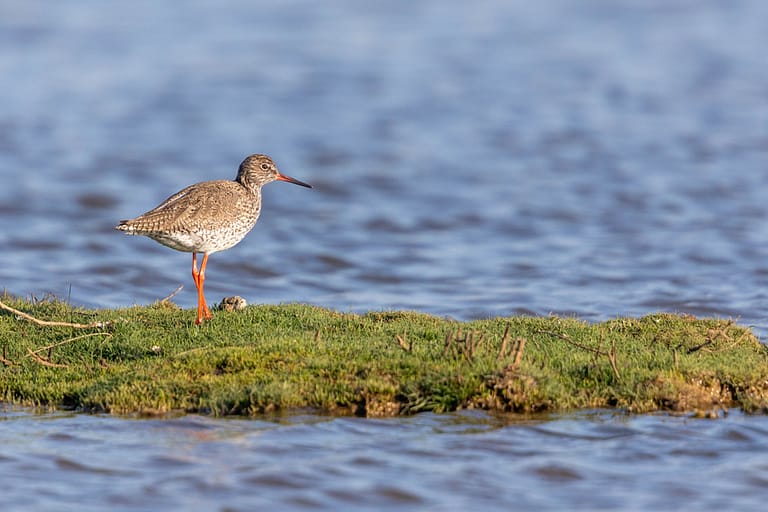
xmin=260 ymin=163 xmax=270 ymax=171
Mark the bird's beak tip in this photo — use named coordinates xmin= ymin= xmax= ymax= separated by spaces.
xmin=277 ymin=174 xmax=312 ymax=188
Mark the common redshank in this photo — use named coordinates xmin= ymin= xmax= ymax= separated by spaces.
xmin=116 ymin=154 xmax=311 ymax=324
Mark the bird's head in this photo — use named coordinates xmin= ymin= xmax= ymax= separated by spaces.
xmin=237 ymin=154 xmax=312 ymax=190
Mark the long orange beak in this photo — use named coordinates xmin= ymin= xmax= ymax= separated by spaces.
xmin=276 ymin=173 xmax=312 ymax=188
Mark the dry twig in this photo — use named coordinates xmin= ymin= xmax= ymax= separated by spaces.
xmin=0 ymin=332 xmax=113 ymax=367
xmin=26 ymin=348 xmax=67 ymax=368
xmin=608 ymin=337 xmax=621 ymax=381
xmin=497 ymin=324 xmax=526 ymax=369
xmin=1 ymin=346 xmax=13 ymax=366
xmin=395 ymin=334 xmax=413 ymax=352
xmin=0 ymin=299 xmax=110 ymax=329
xmin=690 ymin=321 xmax=747 ymax=354
xmin=512 ymin=337 xmax=526 ymax=369
xmin=159 ymin=284 xmax=184 ymax=304
xmin=25 ymin=332 xmax=112 ymax=356
xmin=444 ymin=329 xmax=487 ymax=360
xmin=498 ymin=325 xmax=511 ymax=361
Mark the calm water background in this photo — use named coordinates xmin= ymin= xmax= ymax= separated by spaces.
xmin=2 ymin=0 xmax=768 ymax=510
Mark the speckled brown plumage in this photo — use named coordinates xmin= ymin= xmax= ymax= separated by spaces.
xmin=116 ymin=154 xmax=311 ymax=324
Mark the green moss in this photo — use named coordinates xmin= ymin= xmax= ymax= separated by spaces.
xmin=1 ymin=295 xmax=767 ymax=417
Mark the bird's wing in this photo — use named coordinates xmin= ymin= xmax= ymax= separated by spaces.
xmin=121 ymin=181 xmax=240 ymax=233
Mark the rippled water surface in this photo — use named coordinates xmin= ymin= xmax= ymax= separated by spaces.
xmin=2 ymin=406 xmax=768 ymax=511
xmin=2 ymin=0 xmax=768 ymax=328
xmin=3 ymin=1 xmax=768 ymax=510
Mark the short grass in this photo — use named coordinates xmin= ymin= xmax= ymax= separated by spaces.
xmin=1 ymin=294 xmax=767 ymax=417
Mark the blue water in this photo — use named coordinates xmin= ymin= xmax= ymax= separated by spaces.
xmin=2 ymin=406 xmax=768 ymax=512
xmin=2 ymin=0 xmax=768 ymax=329
xmin=2 ymin=0 xmax=768 ymax=509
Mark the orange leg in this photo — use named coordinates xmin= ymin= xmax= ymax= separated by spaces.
xmin=198 ymin=253 xmax=213 ymax=320
xmin=192 ymin=252 xmax=201 ymax=289
xmin=192 ymin=253 xmax=214 ymax=324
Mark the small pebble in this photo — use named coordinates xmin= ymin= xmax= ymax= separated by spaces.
xmin=218 ymin=296 xmax=247 ymax=312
